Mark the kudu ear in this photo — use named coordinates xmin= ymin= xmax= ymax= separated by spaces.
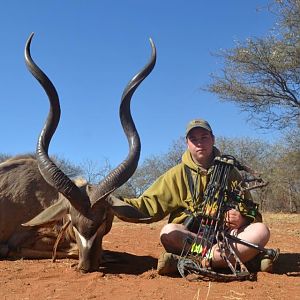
xmin=22 ymin=199 xmax=69 ymax=227
xmin=108 ymin=195 xmax=152 ymax=223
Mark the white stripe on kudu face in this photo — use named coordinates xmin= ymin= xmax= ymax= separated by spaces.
xmin=73 ymin=227 xmax=97 ymax=249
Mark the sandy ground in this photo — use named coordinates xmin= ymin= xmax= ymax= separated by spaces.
xmin=0 ymin=213 xmax=299 ymax=300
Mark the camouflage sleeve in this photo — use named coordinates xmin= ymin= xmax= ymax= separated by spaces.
xmin=237 ymin=198 xmax=262 ymax=223
xmin=229 ymin=168 xmax=262 ymax=223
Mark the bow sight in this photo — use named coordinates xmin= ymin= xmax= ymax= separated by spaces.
xmin=178 ymin=155 xmax=278 ymax=281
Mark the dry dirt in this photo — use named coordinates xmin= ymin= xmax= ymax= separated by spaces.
xmin=0 ymin=213 xmax=299 ymax=300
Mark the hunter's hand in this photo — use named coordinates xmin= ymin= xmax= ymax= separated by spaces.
xmin=225 ymin=209 xmax=247 ymax=229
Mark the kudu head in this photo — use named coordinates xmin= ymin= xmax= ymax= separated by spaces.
xmin=23 ymin=33 xmax=156 ymax=272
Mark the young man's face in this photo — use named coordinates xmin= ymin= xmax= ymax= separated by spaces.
xmin=186 ymin=127 xmax=215 ymax=167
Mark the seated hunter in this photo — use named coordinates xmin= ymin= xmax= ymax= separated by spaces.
xmin=115 ymin=119 xmax=278 ymax=275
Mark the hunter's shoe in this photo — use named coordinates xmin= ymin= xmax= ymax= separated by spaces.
xmin=246 ymin=248 xmax=280 ymax=273
xmin=260 ymin=248 xmax=280 ymax=272
xmin=157 ymin=251 xmax=179 ymax=275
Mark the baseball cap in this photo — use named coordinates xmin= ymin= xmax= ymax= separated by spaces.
xmin=185 ymin=119 xmax=213 ymax=137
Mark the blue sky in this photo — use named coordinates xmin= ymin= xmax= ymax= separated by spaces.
xmin=0 ymin=1 xmax=279 ymax=168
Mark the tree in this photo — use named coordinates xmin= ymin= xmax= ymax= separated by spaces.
xmin=262 ymin=131 xmax=300 ymax=212
xmin=116 ymin=154 xmax=171 ymax=197
xmin=216 ymin=136 xmax=271 ymax=169
xmin=163 ymin=137 xmax=186 ymax=169
xmin=51 ymin=155 xmax=84 ymax=179
xmin=80 ymin=158 xmax=112 ymax=184
xmin=205 ymin=0 xmax=300 ymax=131
xmin=116 ymin=137 xmax=186 ymax=197
xmin=0 ymin=153 xmax=10 ymax=163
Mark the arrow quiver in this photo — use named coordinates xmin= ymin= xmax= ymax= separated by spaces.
xmin=177 ymin=155 xmax=275 ymax=281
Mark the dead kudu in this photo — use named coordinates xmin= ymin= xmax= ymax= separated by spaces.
xmin=1 ymin=33 xmax=156 ymax=272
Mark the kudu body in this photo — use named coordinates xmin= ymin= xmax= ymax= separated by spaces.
xmin=1 ymin=33 xmax=155 ymax=272
xmin=0 ymin=154 xmax=78 ymax=258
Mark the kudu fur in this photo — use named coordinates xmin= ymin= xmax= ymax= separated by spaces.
xmin=0 ymin=154 xmax=77 ymax=259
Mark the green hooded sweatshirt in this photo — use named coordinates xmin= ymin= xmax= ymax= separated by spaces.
xmin=124 ymin=147 xmax=261 ymax=224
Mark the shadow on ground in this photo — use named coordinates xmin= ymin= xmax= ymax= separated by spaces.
xmin=101 ymin=250 xmax=157 ymax=275
xmin=101 ymin=251 xmax=300 ymax=277
xmin=273 ymin=252 xmax=300 ymax=276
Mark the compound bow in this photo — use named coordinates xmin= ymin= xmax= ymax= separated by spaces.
xmin=178 ymin=155 xmax=278 ymax=281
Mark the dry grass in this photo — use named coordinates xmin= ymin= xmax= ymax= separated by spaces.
xmin=192 ymin=282 xmax=212 ymax=300
xmin=263 ymin=212 xmax=300 ymax=223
